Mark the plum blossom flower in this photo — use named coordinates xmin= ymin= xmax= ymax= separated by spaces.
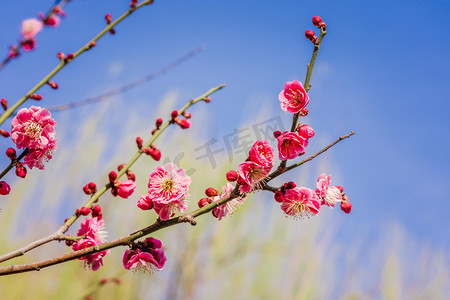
xmin=212 ymin=183 xmax=246 ymax=220
xmin=238 ymin=161 xmax=271 ymax=192
xmin=11 ymin=106 xmax=56 ymax=150
xmin=23 ymin=138 xmax=58 ymax=170
xmin=152 ymin=199 xmax=188 ymax=221
xmin=248 ymin=140 xmax=274 ymax=168
xmin=116 ymin=179 xmax=136 ymax=199
xmin=279 ymin=80 xmax=309 ymax=113
xmin=281 ymin=187 xmax=321 ymax=219
xmin=315 ymin=173 xmax=342 ymax=207
xmin=77 ymin=217 xmax=107 ymax=242
xmin=123 ymin=237 xmax=166 ymax=273
xmin=21 ymin=18 xmax=43 ymax=40
xmin=277 ymin=131 xmax=308 ymax=160
xmin=72 ymin=237 xmax=109 ymax=271
xmin=147 ymin=162 xmax=191 ymax=204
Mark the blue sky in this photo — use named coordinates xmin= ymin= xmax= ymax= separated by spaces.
xmin=0 ymin=0 xmax=449 ymax=254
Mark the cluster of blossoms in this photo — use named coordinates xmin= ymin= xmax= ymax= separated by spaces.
xmin=71 ymin=208 xmax=109 ymax=271
xmin=137 ymin=162 xmax=191 ymax=221
xmin=0 ymin=105 xmax=60 ymax=195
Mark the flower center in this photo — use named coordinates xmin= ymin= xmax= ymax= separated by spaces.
xmin=25 ymin=122 xmax=43 ymax=139
xmin=162 ymin=179 xmax=174 ymax=192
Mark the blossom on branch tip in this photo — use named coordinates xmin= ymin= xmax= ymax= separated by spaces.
xmin=123 ymin=237 xmax=166 ymax=273
xmin=279 ymin=80 xmax=309 ymax=113
xmin=281 ymin=187 xmax=321 ymax=219
xmin=277 ymin=131 xmax=308 ymax=160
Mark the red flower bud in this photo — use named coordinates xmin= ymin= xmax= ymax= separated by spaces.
xmin=126 ymin=170 xmax=136 ymax=181
xmin=237 ymin=176 xmax=246 ymax=186
xmin=226 ymin=170 xmax=238 ymax=182
xmin=109 ymin=28 xmax=116 ymax=35
xmin=179 ymin=119 xmax=191 ymax=129
xmin=105 ymin=13 xmax=112 ymax=24
xmin=65 ymin=235 xmax=74 ymax=247
xmin=205 ymin=187 xmax=220 ymax=197
xmin=183 ymin=112 xmax=191 ymax=119
xmin=151 ymin=128 xmax=156 ymax=135
xmin=150 ymin=148 xmax=161 ymax=161
xmin=48 ymin=81 xmax=58 ymax=89
xmin=80 ymin=207 xmax=91 ymax=216
xmin=117 ymin=163 xmax=126 ymax=172
xmin=0 ymin=181 xmax=11 ymax=195
xmin=305 ymin=30 xmax=317 ymax=43
xmin=274 ymin=191 xmax=285 ymax=203
xmin=285 ymin=181 xmax=296 ymax=189
xmin=204 ymin=96 xmax=211 ymax=103
xmin=1 ymin=98 xmax=7 ymax=110
xmin=0 ymin=129 xmax=10 ymax=138
xmin=155 ymin=118 xmax=163 ymax=128
xmin=335 ymin=185 xmax=344 ymax=193
xmin=341 ymin=196 xmax=352 ymax=214
xmin=91 ymin=204 xmax=102 ymax=218
xmin=29 ymin=94 xmax=42 ymax=100
xmin=57 ymin=52 xmax=65 ymax=60
xmin=89 ymin=41 xmax=96 ymax=49
xmin=198 ymin=197 xmax=212 ymax=208
xmin=136 ymin=136 xmax=143 ymax=149
xmin=171 ymin=110 xmax=178 ymax=119
xmin=273 ymin=131 xmax=282 ymax=138
xmin=15 ymin=163 xmax=27 ymax=178
xmin=108 ymin=171 xmax=117 ymax=182
xmin=312 ymin=16 xmax=323 ymax=26
xmin=83 ymin=184 xmax=92 ymax=195
xmin=299 ymin=108 xmax=309 ymax=117
xmin=6 ymin=148 xmax=16 ymax=160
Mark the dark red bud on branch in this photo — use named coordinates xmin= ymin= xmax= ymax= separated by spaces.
xmin=105 ymin=14 xmax=112 ymax=24
xmin=6 ymin=148 xmax=16 ymax=160
xmin=226 ymin=170 xmax=238 ymax=182
xmin=108 ymin=171 xmax=117 ymax=182
xmin=299 ymin=108 xmax=309 ymax=117
xmin=1 ymin=98 xmax=7 ymax=110
xmin=48 ymin=81 xmax=58 ymax=89
xmin=155 ymin=118 xmax=163 ymax=128
xmin=274 ymin=191 xmax=285 ymax=203
xmin=136 ymin=136 xmax=143 ymax=149
xmin=171 ymin=110 xmax=178 ymax=119
xmin=29 ymin=94 xmax=42 ymax=100
xmin=273 ymin=131 xmax=282 ymax=139
xmin=0 ymin=129 xmax=10 ymax=138
xmin=80 ymin=207 xmax=91 ymax=216
xmin=15 ymin=163 xmax=27 ymax=178
xmin=178 ymin=119 xmax=190 ymax=129
xmin=205 ymin=187 xmax=220 ymax=197
xmin=183 ymin=112 xmax=191 ymax=119
xmin=198 ymin=198 xmax=212 ymax=208
xmin=305 ymin=30 xmax=318 ymax=44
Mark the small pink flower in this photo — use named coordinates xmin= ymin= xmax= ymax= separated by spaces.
xmin=248 ymin=140 xmax=274 ymax=167
xmin=21 ymin=39 xmax=36 ymax=51
xmin=44 ymin=15 xmax=60 ymax=27
xmin=137 ymin=195 xmax=153 ymax=210
xmin=11 ymin=106 xmax=56 ymax=150
xmin=21 ymin=18 xmax=43 ymax=40
xmin=77 ymin=217 xmax=107 ymax=242
xmin=277 ymin=131 xmax=308 ymax=160
xmin=238 ymin=161 xmax=271 ymax=192
xmin=212 ymin=183 xmax=246 ymax=220
xmin=281 ymin=187 xmax=321 ymax=219
xmin=72 ymin=237 xmax=109 ymax=271
xmin=297 ymin=124 xmax=315 ymax=140
xmin=123 ymin=237 xmax=166 ymax=273
xmin=279 ymin=80 xmax=309 ymax=113
xmin=315 ymin=173 xmax=342 ymax=207
xmin=117 ymin=179 xmax=136 ymax=199
xmin=23 ymin=138 xmax=57 ymax=170
xmin=147 ymin=162 xmax=191 ymax=204
xmin=153 ymin=199 xmax=188 ymax=221
xmin=0 ymin=181 xmax=11 ymax=195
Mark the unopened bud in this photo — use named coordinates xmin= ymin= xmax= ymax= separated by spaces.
xmin=136 ymin=136 xmax=143 ymax=149
xmin=65 ymin=53 xmax=74 ymax=62
xmin=182 ymin=112 xmax=191 ymax=119
xmin=91 ymin=204 xmax=102 ymax=218
xmin=150 ymin=148 xmax=161 ymax=161
xmin=341 ymin=199 xmax=352 ymax=214
xmin=312 ymin=16 xmax=323 ymax=26
xmin=105 ymin=14 xmax=112 ymax=24
xmin=178 ymin=119 xmax=190 ymax=129
xmin=237 ymin=176 xmax=246 ymax=186
xmin=80 ymin=207 xmax=91 ymax=216
xmin=299 ymin=108 xmax=309 ymax=117
xmin=204 ymin=96 xmax=211 ymax=103
xmin=285 ymin=182 xmax=296 ymax=189
xmin=305 ymin=30 xmax=317 ymax=43
xmin=274 ymin=191 xmax=285 ymax=203
xmin=155 ymin=118 xmax=163 ymax=128
xmin=108 ymin=171 xmax=117 ymax=182
xmin=205 ymin=187 xmax=220 ymax=197
xmin=198 ymin=198 xmax=212 ymax=208
xmin=273 ymin=131 xmax=282 ymax=139
xmin=57 ymin=52 xmax=65 ymax=60
xmin=226 ymin=170 xmax=238 ymax=182
xmin=83 ymin=184 xmax=92 ymax=195
xmin=109 ymin=28 xmax=115 ymax=35
xmin=89 ymin=41 xmax=96 ymax=49
xmin=65 ymin=235 xmax=74 ymax=247
xmin=1 ymin=98 xmax=7 ymax=110
xmin=171 ymin=110 xmax=178 ymax=119
xmin=0 ymin=181 xmax=11 ymax=195
xmin=15 ymin=163 xmax=27 ymax=178
xmin=0 ymin=129 xmax=10 ymax=138
xmin=48 ymin=81 xmax=58 ymax=89
xmin=126 ymin=170 xmax=136 ymax=181
xmin=6 ymin=148 xmax=16 ymax=160
xmin=117 ymin=163 xmax=126 ymax=171
xmin=29 ymin=94 xmax=42 ymax=100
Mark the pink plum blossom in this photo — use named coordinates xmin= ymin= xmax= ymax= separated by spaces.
xmin=277 ymin=131 xmax=308 ymax=160
xmin=147 ymin=162 xmax=191 ymax=204
xmin=123 ymin=237 xmax=166 ymax=273
xmin=153 ymin=199 xmax=188 ymax=221
xmin=72 ymin=237 xmax=109 ymax=271
xmin=11 ymin=106 xmax=56 ymax=150
xmin=248 ymin=139 xmax=274 ymax=167
xmin=238 ymin=161 xmax=271 ymax=192
xmin=281 ymin=187 xmax=321 ymax=219
xmin=21 ymin=18 xmax=43 ymax=40
xmin=116 ymin=179 xmax=136 ymax=199
xmin=279 ymin=80 xmax=309 ymax=113
xmin=315 ymin=173 xmax=342 ymax=207
xmin=212 ymin=183 xmax=246 ymax=220
xmin=77 ymin=217 xmax=107 ymax=242
xmin=23 ymin=138 xmax=57 ymax=170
